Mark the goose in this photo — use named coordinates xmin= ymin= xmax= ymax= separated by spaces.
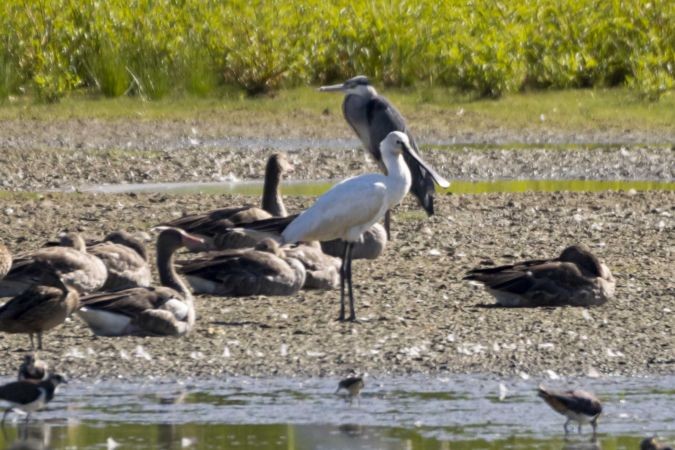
xmin=320 ymin=222 xmax=387 ymax=260
xmin=18 ymin=354 xmax=49 ymax=382
xmin=161 ymin=153 xmax=293 ymax=249
xmin=0 ymin=233 xmax=107 ymax=297
xmin=178 ymin=238 xmax=306 ymax=297
xmin=538 ymin=385 xmax=602 ymax=435
xmin=0 ymin=268 xmax=80 ymax=350
xmin=0 ymin=242 xmax=11 ymax=280
xmin=76 ymin=228 xmax=202 ymax=337
xmin=283 ymin=242 xmax=340 ymax=290
xmin=464 ymin=244 xmax=615 ymax=307
xmin=88 ymin=230 xmax=152 ymax=291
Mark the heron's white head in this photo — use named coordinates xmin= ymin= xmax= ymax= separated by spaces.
xmin=319 ymin=75 xmax=377 ymax=97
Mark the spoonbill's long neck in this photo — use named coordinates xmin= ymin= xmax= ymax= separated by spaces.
xmin=383 ymin=152 xmax=412 ymax=208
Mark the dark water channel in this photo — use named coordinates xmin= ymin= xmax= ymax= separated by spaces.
xmin=1 ymin=375 xmax=673 ymax=449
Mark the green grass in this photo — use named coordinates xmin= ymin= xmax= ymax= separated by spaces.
xmin=0 ymin=0 xmax=672 ymax=102
xmin=0 ymin=87 xmax=672 ymax=136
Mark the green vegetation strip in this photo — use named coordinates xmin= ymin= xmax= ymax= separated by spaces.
xmin=0 ymin=0 xmax=672 ymax=102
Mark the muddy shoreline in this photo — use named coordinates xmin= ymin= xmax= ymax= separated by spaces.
xmin=0 ymin=118 xmax=673 ymax=191
xmin=0 ymin=189 xmax=672 ymax=380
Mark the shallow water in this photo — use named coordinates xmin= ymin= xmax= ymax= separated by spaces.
xmin=1 ymin=375 xmax=673 ymax=449
xmin=76 ymin=178 xmax=675 ymax=196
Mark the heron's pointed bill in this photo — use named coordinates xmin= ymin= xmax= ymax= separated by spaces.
xmin=401 ymin=141 xmax=450 ymax=188
xmin=318 ymin=83 xmax=346 ymax=92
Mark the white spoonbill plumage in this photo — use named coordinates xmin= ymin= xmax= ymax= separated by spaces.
xmin=282 ymin=131 xmax=448 ymax=321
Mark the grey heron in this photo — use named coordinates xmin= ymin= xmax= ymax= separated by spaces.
xmin=319 ymin=75 xmax=449 ymax=235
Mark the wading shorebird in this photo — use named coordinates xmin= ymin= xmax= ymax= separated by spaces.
xmin=0 ymin=269 xmax=80 ymax=350
xmin=0 ymin=242 xmax=12 ymax=280
xmin=538 ymin=385 xmax=603 ymax=435
xmin=0 ymin=373 xmax=67 ymax=423
xmin=319 ymin=75 xmax=449 ymax=236
xmin=87 ymin=230 xmax=152 ymax=292
xmin=464 ymin=244 xmax=615 ymax=307
xmin=76 ymin=228 xmax=202 ymax=337
xmin=641 ymin=437 xmax=673 ymax=450
xmin=161 ymin=153 xmax=293 ymax=250
xmin=281 ymin=131 xmax=446 ymax=321
xmin=18 ymin=354 xmax=49 ymax=383
xmin=0 ymin=232 xmax=107 ymax=297
xmin=336 ymin=375 xmax=365 ymax=403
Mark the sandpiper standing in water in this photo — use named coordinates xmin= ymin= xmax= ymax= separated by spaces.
xmin=538 ymin=385 xmax=602 ymax=436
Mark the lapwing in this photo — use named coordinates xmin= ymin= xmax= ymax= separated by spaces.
xmin=0 ymin=373 xmax=67 ymax=423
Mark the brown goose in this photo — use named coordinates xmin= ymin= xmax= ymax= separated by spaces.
xmin=0 ymin=268 xmax=79 ymax=350
xmin=0 ymin=233 xmax=107 ymax=297
xmin=76 ymin=228 xmax=202 ymax=337
xmin=464 ymin=244 xmax=615 ymax=307
xmin=0 ymin=242 xmax=11 ymax=280
xmin=88 ymin=230 xmax=152 ymax=291
xmin=161 ymin=153 xmax=293 ymax=247
xmin=283 ymin=243 xmax=340 ymax=290
xmin=320 ymin=222 xmax=387 ymax=260
xmin=18 ymin=354 xmax=49 ymax=382
xmin=178 ymin=238 xmax=306 ymax=297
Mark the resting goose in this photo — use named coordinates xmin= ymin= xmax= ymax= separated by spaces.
xmin=88 ymin=230 xmax=152 ymax=291
xmin=161 ymin=153 xmax=293 ymax=249
xmin=0 ymin=233 xmax=107 ymax=297
xmin=464 ymin=244 xmax=615 ymax=307
xmin=178 ymin=238 xmax=306 ymax=297
xmin=0 ymin=268 xmax=80 ymax=350
xmin=0 ymin=243 xmax=11 ymax=280
xmin=76 ymin=228 xmax=202 ymax=337
xmin=283 ymin=243 xmax=340 ymax=290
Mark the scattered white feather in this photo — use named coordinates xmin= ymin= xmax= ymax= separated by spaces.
xmin=519 ymin=371 xmax=530 ymax=380
xmin=222 ymin=347 xmax=231 ymax=358
xmin=428 ymin=248 xmax=441 ymax=256
xmin=280 ymin=344 xmax=288 ymax=356
xmin=134 ymin=345 xmax=152 ymax=361
xmin=586 ymin=367 xmax=601 ymax=378
xmin=119 ymin=349 xmax=130 ymax=360
xmin=65 ymin=347 xmax=85 ymax=359
xmin=498 ymin=383 xmax=508 ymax=401
xmin=582 ymin=310 xmax=593 ymax=321
xmin=107 ymin=437 xmax=120 ymax=450
xmin=545 ymin=369 xmax=560 ymax=380
xmin=538 ymin=343 xmax=555 ymax=350
xmin=606 ymin=348 xmax=625 ymax=358
xmin=181 ymin=437 xmax=197 ymax=447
